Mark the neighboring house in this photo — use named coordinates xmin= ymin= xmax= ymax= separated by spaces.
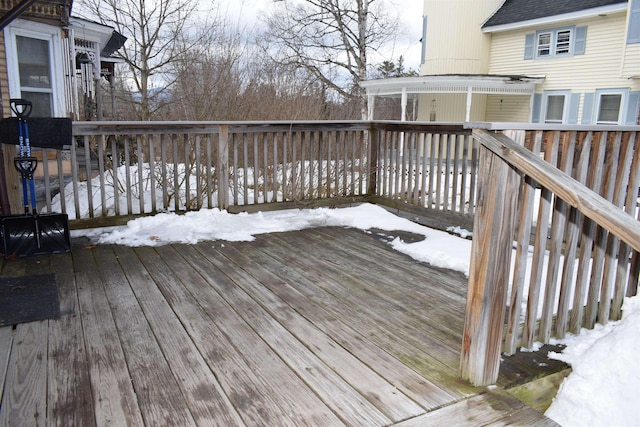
xmin=0 ymin=0 xmax=125 ymax=214
xmin=361 ymin=0 xmax=640 ymax=125
xmin=1 ymin=0 xmax=125 ymax=120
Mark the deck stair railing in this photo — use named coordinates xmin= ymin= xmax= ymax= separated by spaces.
xmin=461 ymin=125 xmax=640 ymax=386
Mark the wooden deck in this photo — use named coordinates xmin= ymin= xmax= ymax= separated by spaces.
xmin=0 ymin=226 xmax=558 ymax=426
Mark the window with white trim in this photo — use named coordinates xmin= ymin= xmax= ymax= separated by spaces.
xmin=542 ymin=91 xmax=569 ymax=124
xmin=596 ymin=92 xmax=623 ymax=124
xmin=16 ymin=35 xmax=53 ymax=116
xmin=545 ymin=95 xmax=565 ymax=123
xmin=536 ymin=27 xmax=574 ymax=58
xmin=5 ymin=20 xmax=64 ymax=117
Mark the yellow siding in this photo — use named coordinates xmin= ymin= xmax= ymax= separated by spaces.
xmin=489 ymin=12 xmax=640 ymax=93
xmin=421 ymin=0 xmax=503 ymax=75
xmin=416 ymin=93 xmax=487 ymax=122
xmin=622 ymin=43 xmax=640 ymax=78
xmin=485 ymin=95 xmax=531 ymax=122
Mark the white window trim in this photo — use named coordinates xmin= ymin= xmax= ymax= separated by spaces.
xmin=594 ymin=88 xmax=628 ymax=125
xmin=535 ymin=26 xmax=575 ymax=59
xmin=541 ymin=90 xmax=571 ymax=124
xmin=4 ymin=19 xmax=66 ymax=117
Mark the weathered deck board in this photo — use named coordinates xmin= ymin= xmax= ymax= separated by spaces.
xmin=393 ymin=391 xmax=559 ymax=426
xmin=111 ymin=245 xmax=245 ymax=426
xmin=72 ymin=248 xmax=146 ymax=426
xmin=0 ymin=228 xmax=559 ymax=426
xmin=47 ymin=251 xmax=95 ymax=427
xmin=181 ymin=244 xmax=397 ymax=425
xmin=141 ymin=244 xmax=343 ymax=426
xmin=191 ymin=242 xmax=420 ymax=424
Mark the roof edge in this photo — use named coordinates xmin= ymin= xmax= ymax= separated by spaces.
xmin=482 ymin=3 xmax=628 ymax=33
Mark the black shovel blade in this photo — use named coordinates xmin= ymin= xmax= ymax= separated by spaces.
xmin=2 ymin=215 xmax=38 ymax=257
xmin=36 ymin=213 xmax=71 ymax=254
xmin=2 ymin=214 xmax=71 ymax=258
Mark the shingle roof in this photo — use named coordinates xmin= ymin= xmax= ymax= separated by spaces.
xmin=483 ymin=0 xmax=627 ymax=28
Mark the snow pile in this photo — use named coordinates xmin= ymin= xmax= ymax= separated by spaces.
xmin=75 ymin=203 xmax=473 ymax=275
xmin=545 ymin=295 xmax=640 ymax=427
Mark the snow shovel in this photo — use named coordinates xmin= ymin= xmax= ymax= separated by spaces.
xmin=1 ymin=99 xmax=70 ymax=258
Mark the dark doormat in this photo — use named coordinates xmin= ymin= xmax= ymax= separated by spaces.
xmin=0 ymin=273 xmax=60 ymax=327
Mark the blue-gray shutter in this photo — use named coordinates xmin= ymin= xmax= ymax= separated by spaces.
xmin=628 ymin=0 xmax=640 ymax=43
xmin=574 ymin=26 xmax=587 ymax=55
xmin=582 ymin=93 xmax=595 ymax=124
xmin=524 ymin=34 xmax=535 ymax=60
xmin=421 ymin=16 xmax=428 ymax=64
xmin=568 ymin=93 xmax=581 ymax=124
xmin=625 ymin=91 xmax=640 ymax=125
xmin=531 ymin=93 xmax=542 ymax=123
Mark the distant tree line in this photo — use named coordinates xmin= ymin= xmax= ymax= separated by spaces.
xmin=77 ymin=0 xmax=418 ymax=121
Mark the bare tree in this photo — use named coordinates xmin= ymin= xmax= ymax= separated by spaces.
xmin=77 ymin=0 xmax=216 ymax=120
xmin=264 ymin=0 xmax=400 ymax=120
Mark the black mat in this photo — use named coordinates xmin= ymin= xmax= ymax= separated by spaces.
xmin=0 ymin=273 xmax=60 ymax=327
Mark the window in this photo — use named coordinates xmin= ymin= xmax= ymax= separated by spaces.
xmin=555 ymin=30 xmax=571 ymax=55
xmin=536 ymin=28 xmax=573 ymax=58
xmin=596 ymin=93 xmax=623 ymax=124
xmin=537 ymin=32 xmax=551 ymax=56
xmin=16 ymin=36 xmax=53 ymax=117
xmin=525 ymin=26 xmax=586 ymax=60
xmin=5 ymin=21 xmax=64 ymax=117
xmin=539 ymin=91 xmax=572 ymax=124
xmin=544 ymin=95 xmax=566 ymax=123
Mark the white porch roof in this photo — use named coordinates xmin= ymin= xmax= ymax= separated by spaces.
xmin=360 ymin=74 xmax=546 ymax=121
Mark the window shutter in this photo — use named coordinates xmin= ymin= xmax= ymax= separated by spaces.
xmin=574 ymin=26 xmax=587 ymax=55
xmin=568 ymin=93 xmax=581 ymax=124
xmin=582 ymin=93 xmax=594 ymax=124
xmin=421 ymin=16 xmax=428 ymax=64
xmin=524 ymin=34 xmax=535 ymax=60
xmin=629 ymin=0 xmax=640 ymax=44
xmin=625 ymin=91 xmax=640 ymax=125
xmin=531 ymin=93 xmax=542 ymax=123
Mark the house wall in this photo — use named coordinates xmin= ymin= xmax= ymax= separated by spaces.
xmin=488 ymin=11 xmax=640 ymax=123
xmin=622 ymin=43 xmax=640 ymax=78
xmin=416 ymin=93 xmax=487 ymax=122
xmin=485 ymin=95 xmax=531 ymax=122
xmin=0 ymin=31 xmax=8 ymax=116
xmin=421 ymin=0 xmax=503 ymax=75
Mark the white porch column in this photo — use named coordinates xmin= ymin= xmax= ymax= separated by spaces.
xmin=401 ymin=87 xmax=408 ymax=121
xmin=368 ymin=94 xmax=375 ymax=120
xmin=465 ymin=86 xmax=473 ymax=122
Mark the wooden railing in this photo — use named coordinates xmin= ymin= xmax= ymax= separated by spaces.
xmin=34 ymin=121 xmax=477 ymax=227
xmin=460 ymin=125 xmax=640 ymax=386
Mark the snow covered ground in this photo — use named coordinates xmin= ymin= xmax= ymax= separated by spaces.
xmin=74 ymin=203 xmax=640 ymax=427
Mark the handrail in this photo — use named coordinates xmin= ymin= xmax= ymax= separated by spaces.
xmin=461 ymin=128 xmax=640 ymax=386
xmin=473 ymin=129 xmax=640 ymax=252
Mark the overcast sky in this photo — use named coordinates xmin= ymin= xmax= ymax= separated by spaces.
xmin=206 ymin=0 xmax=424 ymax=71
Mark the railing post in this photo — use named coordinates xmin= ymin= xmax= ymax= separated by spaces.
xmin=460 ymin=132 xmax=521 ymax=386
xmin=367 ymin=124 xmax=379 ymax=196
xmin=217 ymin=124 xmax=230 ymax=210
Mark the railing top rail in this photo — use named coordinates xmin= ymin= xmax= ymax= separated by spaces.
xmin=71 ymin=120 xmax=472 ymax=136
xmin=473 ymin=128 xmax=640 ymax=252
xmin=467 ymin=122 xmax=640 ymax=132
